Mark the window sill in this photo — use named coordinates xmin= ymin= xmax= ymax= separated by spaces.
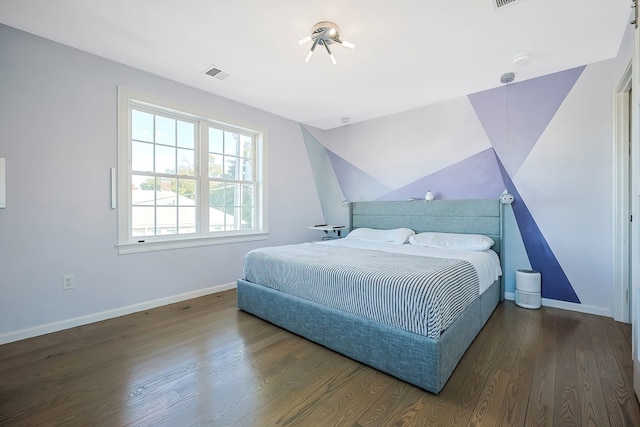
xmin=116 ymin=232 xmax=269 ymax=255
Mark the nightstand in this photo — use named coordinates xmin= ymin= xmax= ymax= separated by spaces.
xmin=309 ymin=224 xmax=346 ymax=239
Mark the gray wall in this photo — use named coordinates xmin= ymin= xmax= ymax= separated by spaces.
xmin=0 ymin=25 xmax=323 ymax=341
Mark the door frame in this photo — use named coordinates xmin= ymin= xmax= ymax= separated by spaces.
xmin=613 ymin=62 xmax=632 ymax=323
xmin=630 ymin=8 xmax=639 ymax=400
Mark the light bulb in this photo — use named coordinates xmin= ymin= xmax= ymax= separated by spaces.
xmin=341 ymin=40 xmax=355 ymax=49
xmin=305 ymin=50 xmax=314 ymax=62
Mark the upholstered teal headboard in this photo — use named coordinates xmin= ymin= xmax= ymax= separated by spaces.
xmin=350 ymin=199 xmax=502 ymax=255
xmin=350 ymin=199 xmax=504 ymax=299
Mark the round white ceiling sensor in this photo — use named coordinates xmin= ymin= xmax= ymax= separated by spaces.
xmin=512 ymin=54 xmax=530 ymax=66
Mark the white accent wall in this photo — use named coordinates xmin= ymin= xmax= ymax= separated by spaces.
xmin=307 ymin=24 xmax=636 ymax=316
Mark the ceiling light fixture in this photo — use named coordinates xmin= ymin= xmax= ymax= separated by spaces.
xmin=299 ymin=21 xmax=355 ymax=65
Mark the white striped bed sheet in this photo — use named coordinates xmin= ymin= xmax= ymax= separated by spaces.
xmin=318 ymin=239 xmax=502 ymax=294
xmin=242 ymin=241 xmax=501 ymax=339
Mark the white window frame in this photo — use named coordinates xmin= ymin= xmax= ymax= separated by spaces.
xmin=117 ymin=87 xmax=268 ymax=254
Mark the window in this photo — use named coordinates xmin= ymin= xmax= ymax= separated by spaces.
xmin=117 ymin=88 xmax=267 ymax=254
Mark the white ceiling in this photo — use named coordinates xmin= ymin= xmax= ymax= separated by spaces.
xmin=0 ymin=0 xmax=633 ymax=129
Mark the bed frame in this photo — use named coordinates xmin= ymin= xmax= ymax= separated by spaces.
xmin=237 ymin=199 xmax=503 ymax=393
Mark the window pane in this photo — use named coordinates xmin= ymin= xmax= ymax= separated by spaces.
xmin=132 ymin=141 xmax=154 ymax=172
xmin=238 ymin=157 xmax=253 ymax=181
xmin=177 ymin=178 xmax=196 ymax=203
xmin=177 ymin=121 xmax=194 ymax=149
xmin=209 ymin=128 xmax=223 ymax=154
xmin=178 ymin=207 xmax=196 ymax=233
xmin=242 ymin=184 xmax=253 ymax=207
xmin=209 ymin=181 xmax=225 ymax=232
xmin=132 ymin=110 xmax=154 ymax=142
xmin=240 ymin=135 xmax=252 ymax=157
xmin=156 ymin=145 xmax=176 ymax=174
xmin=209 ymin=181 xmax=224 ymax=207
xmin=220 ymin=208 xmax=234 ymax=231
xmin=132 ymin=175 xmax=155 ymax=206
xmin=177 ymin=148 xmax=194 ymax=176
xmin=156 ymin=206 xmax=177 ymax=234
xmin=224 ymin=157 xmax=238 ymax=180
xmin=156 ymin=178 xmax=176 ymax=206
xmin=227 ymin=207 xmax=242 ymax=230
xmin=209 ymin=153 xmax=223 ymax=178
xmin=241 ymin=206 xmax=253 ymax=230
xmin=156 ymin=116 xmax=176 ymax=146
xmin=224 ymin=131 xmax=239 ymax=155
xmin=209 ymin=207 xmax=225 ymax=231
xmin=132 ymin=206 xmax=155 ymax=236
xmin=225 ymin=183 xmax=239 ymax=208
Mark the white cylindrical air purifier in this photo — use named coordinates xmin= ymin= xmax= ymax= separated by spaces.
xmin=515 ymin=269 xmax=542 ymax=309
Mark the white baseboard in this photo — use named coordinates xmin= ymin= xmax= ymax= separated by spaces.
xmin=0 ymin=282 xmax=237 ymax=345
xmin=504 ymin=292 xmax=612 ymax=318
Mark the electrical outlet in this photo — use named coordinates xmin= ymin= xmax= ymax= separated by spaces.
xmin=62 ymin=274 xmax=75 ymax=290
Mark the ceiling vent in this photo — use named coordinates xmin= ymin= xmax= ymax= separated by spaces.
xmin=494 ymin=0 xmax=517 ymax=8
xmin=204 ymin=65 xmax=232 ymax=80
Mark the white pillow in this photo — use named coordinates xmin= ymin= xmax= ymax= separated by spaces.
xmin=409 ymin=232 xmax=494 ymax=251
xmin=345 ymin=227 xmax=415 ymax=244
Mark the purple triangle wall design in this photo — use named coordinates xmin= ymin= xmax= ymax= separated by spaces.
xmin=468 ymin=66 xmax=585 ymax=177
xmin=376 ymin=148 xmax=504 ymax=201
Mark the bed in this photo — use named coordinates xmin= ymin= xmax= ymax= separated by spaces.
xmin=237 ymin=199 xmax=504 ymax=394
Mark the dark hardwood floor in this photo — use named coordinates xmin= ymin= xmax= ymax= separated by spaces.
xmin=1 ymin=289 xmax=639 ymax=426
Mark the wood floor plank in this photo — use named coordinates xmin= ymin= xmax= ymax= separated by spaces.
xmin=496 ymin=307 xmax=539 ymax=427
xmin=524 ymin=309 xmax=558 ymax=427
xmin=576 ymin=347 xmax=610 ymax=427
xmin=275 ymin=365 xmax=393 ymax=426
xmin=353 ymin=382 xmax=435 ymax=427
xmin=552 ymin=310 xmax=582 ymax=427
xmin=353 ymin=301 xmax=509 ymax=426
xmin=423 ymin=313 xmax=504 ymax=425
xmin=138 ymin=334 xmax=334 ymax=426
xmin=602 ymin=315 xmax=639 ymax=405
xmin=205 ymin=322 xmax=350 ymax=425
xmin=620 ymin=322 xmax=632 ymax=349
xmin=462 ymin=303 xmax=528 ymax=426
xmin=571 ymin=309 xmax=611 ymax=427
xmin=1 ymin=291 xmax=639 ymax=427
xmin=426 ymin=302 xmax=526 ymax=426
xmin=467 ymin=369 xmax=511 ymax=426
xmin=589 ymin=314 xmax=640 ymax=427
